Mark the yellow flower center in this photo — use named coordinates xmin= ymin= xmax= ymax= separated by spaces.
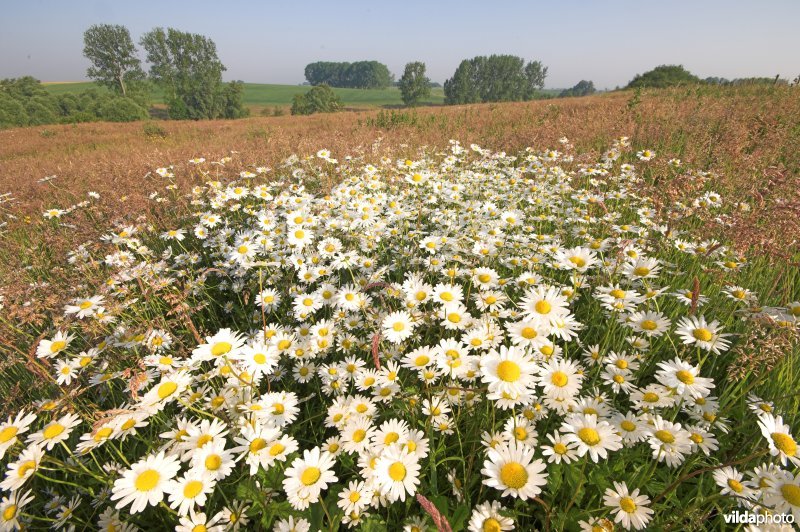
xmin=692 ymin=329 xmax=713 ymax=342
xmin=157 ymin=381 xmax=178 ymax=399
xmin=253 ymin=353 xmax=267 ymax=365
xmin=50 ymin=340 xmax=67 ymax=352
xmin=388 ymin=461 xmax=407 ymax=481
xmin=211 ymin=342 xmax=232 ymax=356
xmin=727 ymin=479 xmax=744 ymax=493
xmin=621 ymin=420 xmax=636 ymax=432
xmin=0 ymin=426 xmax=19 ymax=443
xmin=551 ymin=371 xmax=568 ymax=387
xmin=655 ymin=430 xmax=675 ymax=444
xmin=643 ymin=392 xmax=659 ymax=403
xmin=79 ymin=301 xmax=93 ymax=310
xmin=534 ymin=301 xmax=551 ymax=314
xmin=301 ymin=466 xmax=321 ymax=486
xmin=94 ymin=427 xmax=113 ymax=441
xmin=3 ymin=505 xmax=18 ymax=521
xmin=134 ymin=469 xmax=160 ymax=491
xmin=196 ymin=434 xmax=213 ymax=448
xmin=521 ymin=327 xmax=537 ymax=339
xmin=569 ymin=256 xmax=586 ymax=268
xmin=18 ymin=460 xmax=37 ymax=477
xmin=619 ymin=497 xmax=637 ymax=513
xmin=496 ymin=360 xmax=521 ymax=382
xmin=578 ymin=428 xmax=600 ymax=445
xmin=499 ymin=462 xmax=528 ymax=489
xmin=249 ymin=438 xmax=267 ymax=453
xmin=392 ymin=322 xmax=405 ymax=332
xmin=184 ymin=480 xmax=204 ymax=498
xmin=414 ymin=355 xmax=430 ymax=367
xmin=269 ymin=443 xmax=285 ymax=456
xmin=349 ymin=491 xmax=361 ymax=503
xmin=772 ymin=433 xmax=797 ymax=456
xmin=641 ymin=320 xmax=657 ymax=331
xmin=483 ymin=518 xmax=501 ymax=532
xmin=384 ymin=432 xmax=400 ymax=445
xmin=43 ymin=423 xmax=65 ymax=440
xmin=633 ymin=266 xmax=650 ymax=276
xmin=676 ymin=370 xmax=694 ymax=384
xmin=204 ymin=454 xmax=222 ymax=471
xmin=781 ymin=484 xmax=800 ymax=506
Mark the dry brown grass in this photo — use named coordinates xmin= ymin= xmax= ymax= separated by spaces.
xmin=1 ymin=85 xmax=798 ymax=343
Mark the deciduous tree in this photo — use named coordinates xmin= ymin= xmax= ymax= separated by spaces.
xmin=83 ymin=24 xmax=145 ymax=97
xmin=399 ymin=62 xmax=431 ymax=106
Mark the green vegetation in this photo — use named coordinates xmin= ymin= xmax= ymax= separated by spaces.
xmin=444 ymin=54 xmax=548 ymax=104
xmin=627 ymin=65 xmax=701 ymax=89
xmin=83 ymin=24 xmax=146 ymax=99
xmin=559 ymin=80 xmax=596 ymax=98
xmin=399 ymin=61 xmax=431 ymax=106
xmin=304 ymin=60 xmax=393 ymax=89
xmin=0 ymin=76 xmax=148 ymax=128
xmin=140 ymin=27 xmax=247 ymax=119
xmin=42 ymin=81 xmax=446 ymax=109
xmin=290 ymin=84 xmax=342 ymax=115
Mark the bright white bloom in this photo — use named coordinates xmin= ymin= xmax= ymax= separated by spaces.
xmin=111 ymin=451 xmax=181 ymax=514
xmin=282 ymin=447 xmax=338 ymax=510
xmin=603 ymin=481 xmax=654 ymax=530
xmin=373 ymin=446 xmax=421 ymax=502
xmin=481 ymin=441 xmax=548 ymax=500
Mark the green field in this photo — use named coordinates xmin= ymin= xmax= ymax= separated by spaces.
xmin=43 ymin=81 xmax=447 ymax=109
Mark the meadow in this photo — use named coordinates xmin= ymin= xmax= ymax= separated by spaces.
xmin=43 ymin=81 xmax=448 ymax=111
xmin=0 ymin=85 xmax=798 ymax=531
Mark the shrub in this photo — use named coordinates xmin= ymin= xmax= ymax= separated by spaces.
xmin=0 ymin=93 xmax=28 ymax=128
xmin=291 ymin=84 xmax=342 ymax=115
xmin=24 ymin=96 xmax=58 ymax=125
xmin=142 ymin=121 xmax=168 ymax=139
xmin=627 ymin=65 xmax=700 ymax=89
xmin=219 ymin=81 xmax=249 ymax=119
xmin=99 ymin=97 xmax=149 ymax=122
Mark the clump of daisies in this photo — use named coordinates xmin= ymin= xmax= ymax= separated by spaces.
xmin=4 ymin=137 xmax=798 ymax=530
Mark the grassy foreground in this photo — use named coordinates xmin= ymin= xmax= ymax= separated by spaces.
xmin=0 ymin=85 xmax=798 ymax=530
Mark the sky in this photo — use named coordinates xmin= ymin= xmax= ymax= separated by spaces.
xmin=1 ymin=0 xmax=799 ymax=90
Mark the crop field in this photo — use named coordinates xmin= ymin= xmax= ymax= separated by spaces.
xmin=43 ymin=81 xmax=447 ymax=110
xmin=0 ymin=85 xmax=799 ymax=530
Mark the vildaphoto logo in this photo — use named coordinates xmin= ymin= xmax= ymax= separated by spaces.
xmin=723 ymin=510 xmax=795 ymax=525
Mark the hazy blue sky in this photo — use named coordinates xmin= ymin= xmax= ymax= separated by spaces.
xmin=1 ymin=0 xmax=798 ymax=89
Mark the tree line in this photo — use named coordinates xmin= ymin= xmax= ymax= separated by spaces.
xmin=1 ymin=24 xmax=248 ymax=128
xmin=5 ymin=21 xmax=795 ymax=127
xmin=87 ymin=24 xmax=248 ymax=120
xmin=304 ymin=61 xmax=394 ymax=89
